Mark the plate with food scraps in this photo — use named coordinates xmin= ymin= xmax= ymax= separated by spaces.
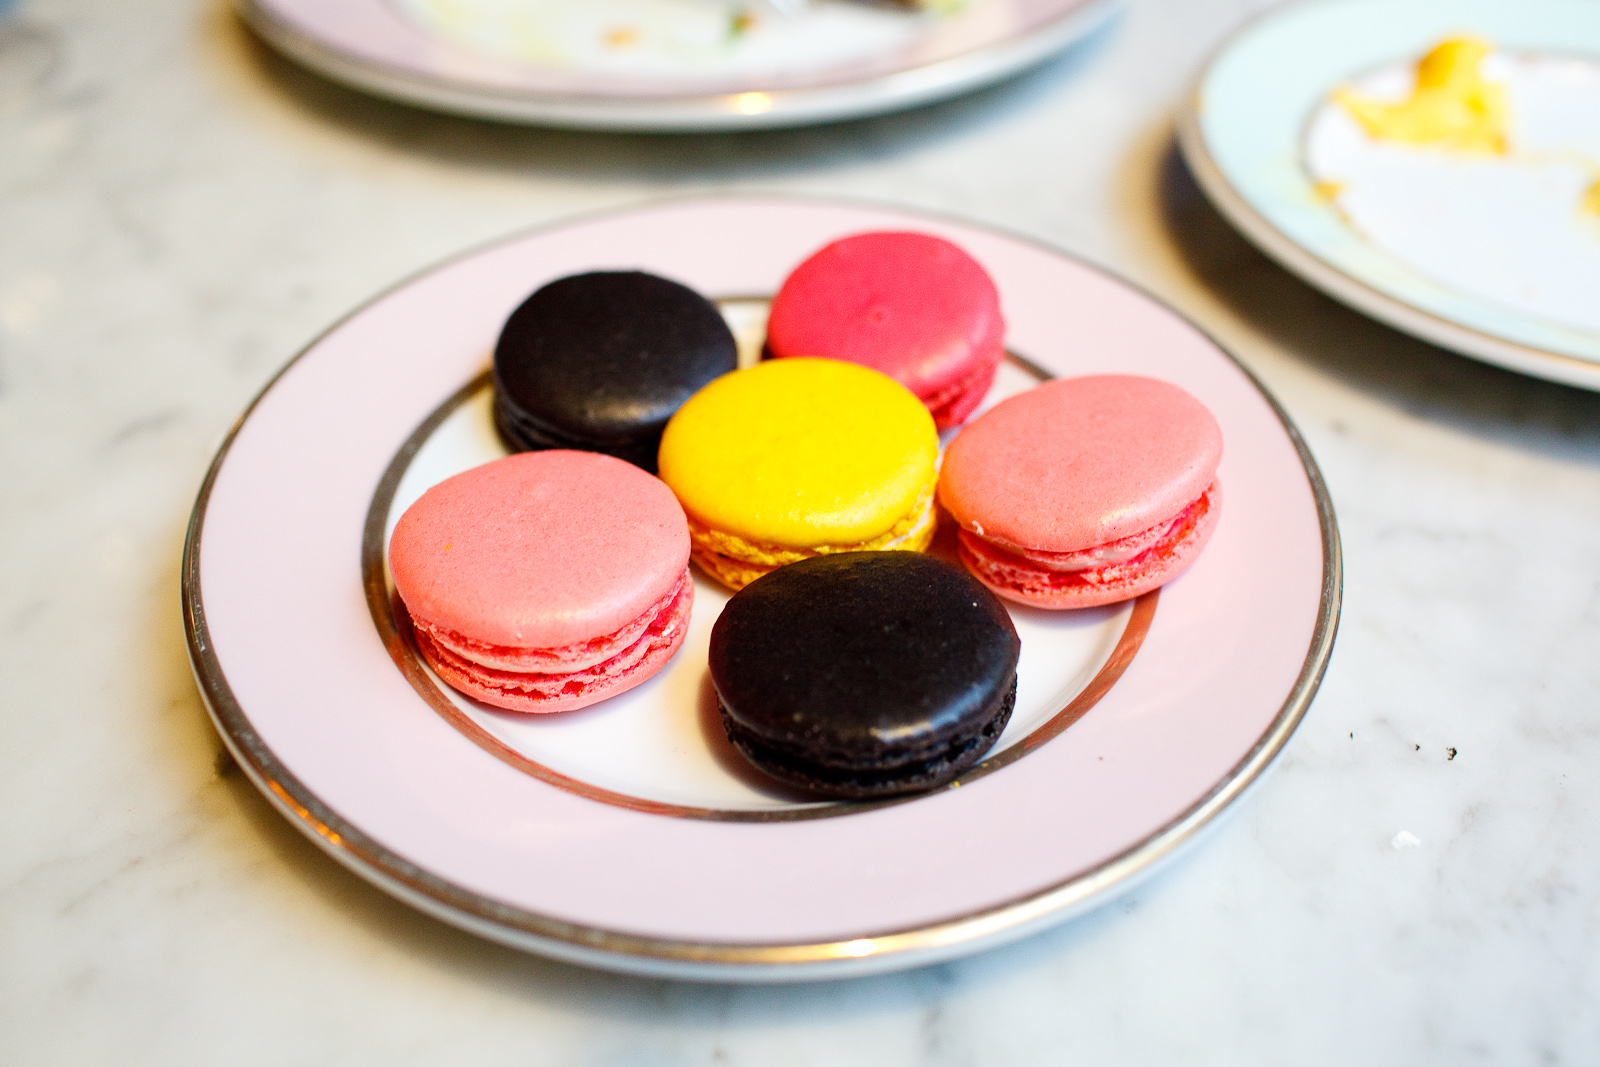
xmin=183 ymin=195 xmax=1340 ymax=981
xmin=1179 ymin=0 xmax=1600 ymax=391
xmin=236 ymin=0 xmax=1121 ymax=130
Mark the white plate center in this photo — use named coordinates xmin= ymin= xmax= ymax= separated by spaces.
xmin=388 ymin=0 xmax=931 ymax=83
xmin=1304 ymin=50 xmax=1600 ymax=338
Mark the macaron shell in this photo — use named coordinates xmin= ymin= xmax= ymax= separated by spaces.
xmin=959 ymin=481 xmax=1222 ymax=608
xmin=389 ymin=450 xmax=689 ymax=649
xmin=766 ymin=232 xmax=1005 ymax=408
xmin=414 ymin=574 xmax=692 ymax=713
xmin=939 ymin=375 xmax=1223 ymax=552
xmin=657 ymin=358 xmax=939 ymax=549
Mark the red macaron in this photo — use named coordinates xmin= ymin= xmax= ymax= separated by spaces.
xmin=938 ymin=375 xmax=1223 ymax=608
xmin=765 ymin=231 xmax=1006 ymax=429
xmin=389 ymin=450 xmax=692 ymax=713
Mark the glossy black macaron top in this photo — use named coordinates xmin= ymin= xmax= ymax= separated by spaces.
xmin=493 ymin=271 xmax=737 ymax=471
xmin=709 ymin=552 xmax=1021 ymax=767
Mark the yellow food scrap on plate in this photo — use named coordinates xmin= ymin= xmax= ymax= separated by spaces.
xmin=1336 ymin=36 xmax=1509 ymax=154
xmin=1582 ymin=177 xmax=1600 ymax=219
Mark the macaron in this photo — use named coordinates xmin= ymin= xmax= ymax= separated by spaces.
xmin=656 ymin=357 xmax=940 ymax=591
xmin=939 ymin=375 xmax=1223 ymax=608
xmin=765 ymin=231 xmax=1006 ymax=429
xmin=709 ymin=552 xmax=1021 ymax=799
xmin=389 ymin=450 xmax=692 ymax=713
xmin=493 ymin=271 xmax=738 ymax=473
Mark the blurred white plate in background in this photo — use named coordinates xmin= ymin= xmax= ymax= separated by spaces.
xmin=238 ymin=0 xmax=1120 ymax=130
xmin=1180 ymin=0 xmax=1600 ymax=390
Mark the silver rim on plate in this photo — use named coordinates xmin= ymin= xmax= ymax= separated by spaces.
xmin=182 ymin=195 xmax=1342 ymax=981
xmin=235 ymin=0 xmax=1125 ymax=131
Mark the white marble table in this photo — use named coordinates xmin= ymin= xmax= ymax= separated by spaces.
xmin=3 ymin=0 xmax=1597 ymax=1062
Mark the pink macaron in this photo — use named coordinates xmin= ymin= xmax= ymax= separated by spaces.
xmin=765 ymin=232 xmax=1005 ymax=429
xmin=389 ymin=450 xmax=692 ymax=713
xmin=938 ymin=375 xmax=1223 ymax=608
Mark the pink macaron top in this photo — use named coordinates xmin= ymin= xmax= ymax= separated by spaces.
xmin=390 ymin=450 xmax=690 ymax=650
xmin=939 ymin=376 xmax=1223 ymax=553
xmin=765 ymin=232 xmax=1005 ymax=401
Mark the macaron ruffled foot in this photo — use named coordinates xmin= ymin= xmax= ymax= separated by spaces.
xmin=955 ymin=482 xmax=1220 ymax=607
xmin=412 ymin=574 xmax=692 ymax=713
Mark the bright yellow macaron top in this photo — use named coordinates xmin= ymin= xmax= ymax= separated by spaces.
xmin=658 ymin=358 xmax=939 ymax=549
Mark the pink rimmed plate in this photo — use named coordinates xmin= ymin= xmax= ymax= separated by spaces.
xmin=183 ymin=196 xmax=1340 ymax=981
xmin=235 ymin=0 xmax=1122 ymax=131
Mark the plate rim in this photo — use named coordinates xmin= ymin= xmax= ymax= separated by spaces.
xmin=235 ymin=0 xmax=1124 ymax=131
xmin=1175 ymin=0 xmax=1600 ymax=393
xmin=182 ymin=193 xmax=1343 ymax=981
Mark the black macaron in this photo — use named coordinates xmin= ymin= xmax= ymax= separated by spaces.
xmin=493 ymin=271 xmax=738 ymax=472
xmin=709 ymin=552 xmax=1021 ymax=800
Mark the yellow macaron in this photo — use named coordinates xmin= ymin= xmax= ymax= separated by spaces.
xmin=657 ymin=357 xmax=940 ymax=590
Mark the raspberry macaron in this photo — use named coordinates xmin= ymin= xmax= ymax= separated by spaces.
xmin=765 ymin=232 xmax=1005 ymax=430
xmin=939 ymin=375 xmax=1223 ymax=609
xmin=389 ymin=450 xmax=692 ymax=713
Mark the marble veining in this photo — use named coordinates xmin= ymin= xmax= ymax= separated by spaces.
xmin=2 ymin=0 xmax=1597 ymax=1063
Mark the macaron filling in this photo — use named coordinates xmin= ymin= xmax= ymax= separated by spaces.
xmin=412 ymin=572 xmax=692 ymax=712
xmin=958 ymin=481 xmax=1220 ymax=602
xmin=686 ymin=483 xmax=938 ymax=590
xmin=413 ymin=571 xmax=689 ymax=674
